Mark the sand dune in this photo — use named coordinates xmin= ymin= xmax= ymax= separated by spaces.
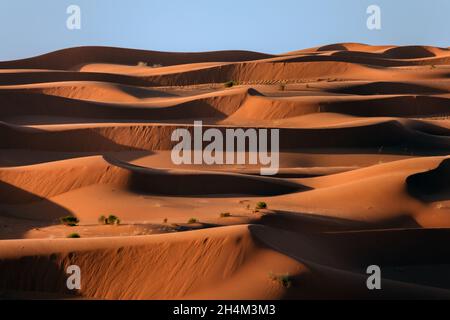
xmin=0 ymin=46 xmax=274 ymax=70
xmin=0 ymin=225 xmax=304 ymax=299
xmin=1 ymin=119 xmax=448 ymax=152
xmin=0 ymin=43 xmax=449 ymax=299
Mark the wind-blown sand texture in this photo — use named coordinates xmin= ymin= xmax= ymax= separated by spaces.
xmin=0 ymin=43 xmax=450 ymax=299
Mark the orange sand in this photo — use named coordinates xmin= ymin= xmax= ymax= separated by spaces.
xmin=0 ymin=43 xmax=449 ymax=299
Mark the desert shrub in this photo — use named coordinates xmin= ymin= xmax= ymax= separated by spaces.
xmin=163 ymin=218 xmax=168 ymax=223
xmin=67 ymin=233 xmax=81 ymax=238
xmin=187 ymin=218 xmax=198 ymax=224
xmin=220 ymin=212 xmax=231 ymax=218
xmin=256 ymin=202 xmax=267 ymax=210
xmin=60 ymin=216 xmax=79 ymax=226
xmin=224 ymin=80 xmax=238 ymax=88
xmin=137 ymin=62 xmax=163 ymax=68
xmin=107 ymin=215 xmax=120 ymax=225
xmin=98 ymin=215 xmax=107 ymax=225
xmin=269 ymin=272 xmax=292 ymax=288
xmin=98 ymin=215 xmax=121 ymax=225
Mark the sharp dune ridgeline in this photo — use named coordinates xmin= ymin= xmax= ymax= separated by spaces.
xmin=0 ymin=43 xmax=450 ymax=299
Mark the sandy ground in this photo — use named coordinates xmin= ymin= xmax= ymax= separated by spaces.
xmin=0 ymin=43 xmax=450 ymax=299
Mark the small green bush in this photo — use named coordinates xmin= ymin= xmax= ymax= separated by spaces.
xmin=269 ymin=272 xmax=292 ymax=288
xmin=256 ymin=202 xmax=268 ymax=210
xmin=98 ymin=215 xmax=121 ymax=225
xmin=67 ymin=233 xmax=81 ymax=238
xmin=107 ymin=215 xmax=120 ymax=225
xmin=224 ymin=80 xmax=238 ymax=88
xmin=60 ymin=216 xmax=79 ymax=227
xmin=187 ymin=218 xmax=198 ymax=224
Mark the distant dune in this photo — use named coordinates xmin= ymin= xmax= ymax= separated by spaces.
xmin=0 ymin=43 xmax=450 ymax=299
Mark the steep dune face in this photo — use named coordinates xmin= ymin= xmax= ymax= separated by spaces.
xmin=0 ymin=87 xmax=248 ymax=121
xmin=0 ymin=155 xmax=304 ymax=207
xmin=223 ymin=92 xmax=450 ymax=121
xmin=383 ymin=46 xmax=440 ymax=59
xmin=407 ymin=158 xmax=450 ymax=201
xmin=1 ymin=43 xmax=450 ymax=299
xmin=270 ymin=156 xmax=449 ymax=227
xmin=0 ymin=157 xmax=127 ymax=204
xmin=0 ymin=226 xmax=304 ymax=299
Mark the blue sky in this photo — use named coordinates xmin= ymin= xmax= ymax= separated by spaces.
xmin=0 ymin=0 xmax=449 ymax=60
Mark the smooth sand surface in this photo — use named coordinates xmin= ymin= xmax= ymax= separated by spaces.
xmin=0 ymin=43 xmax=449 ymax=299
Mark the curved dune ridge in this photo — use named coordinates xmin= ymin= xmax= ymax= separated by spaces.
xmin=0 ymin=43 xmax=450 ymax=299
